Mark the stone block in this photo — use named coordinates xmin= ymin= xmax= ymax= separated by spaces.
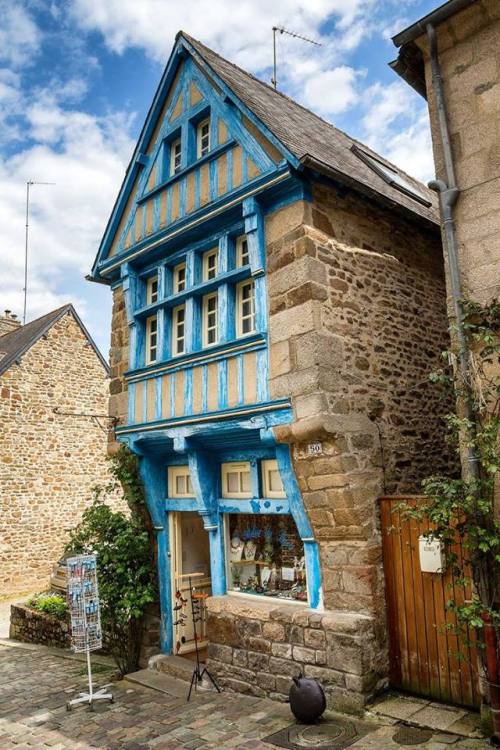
xmin=207 ymin=643 xmax=233 ymax=664
xmin=303 ymin=664 xmax=345 ymax=687
xmin=326 ymin=633 xmax=372 ymax=675
xmin=247 ymin=651 xmax=270 ymax=672
xmin=304 ymin=628 xmax=326 ymax=649
xmin=262 ymin=621 xmax=286 ymax=641
xmin=233 ymin=649 xmax=248 ymax=667
xmin=292 ymin=646 xmax=316 ymax=664
xmin=271 ymin=642 xmax=292 ymax=659
xmin=269 ymin=657 xmax=302 ymax=677
xmin=256 ymin=671 xmax=276 ymax=691
xmin=325 ymin=686 xmax=367 ymax=715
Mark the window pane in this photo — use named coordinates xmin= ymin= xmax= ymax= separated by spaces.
xmin=227 ymin=472 xmax=239 ymax=493
xmin=268 ymin=470 xmax=283 ymax=492
xmin=187 ymin=476 xmax=193 ymax=494
xmin=240 ymin=470 xmax=251 ymax=492
xmin=176 ymin=475 xmax=186 ymax=494
xmin=227 ymin=513 xmax=308 ymax=602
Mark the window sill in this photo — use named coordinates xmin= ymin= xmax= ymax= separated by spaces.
xmin=208 ymin=591 xmax=311 ymax=614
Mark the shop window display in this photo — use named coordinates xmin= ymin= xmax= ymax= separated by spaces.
xmin=226 ymin=513 xmax=307 ymax=602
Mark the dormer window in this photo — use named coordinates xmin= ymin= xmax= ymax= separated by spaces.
xmin=170 ymin=138 xmax=182 ymax=175
xmin=197 ymin=118 xmax=210 ymax=158
xmin=351 ymin=145 xmax=432 ymax=207
xmin=146 ymin=275 xmax=158 ymax=305
xmin=173 ymin=262 xmax=186 ymax=293
xmin=236 ymin=235 xmax=249 ymax=267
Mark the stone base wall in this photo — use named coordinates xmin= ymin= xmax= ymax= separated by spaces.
xmin=9 ymin=604 xmax=70 ymax=649
xmin=206 ymin=596 xmax=387 ymax=714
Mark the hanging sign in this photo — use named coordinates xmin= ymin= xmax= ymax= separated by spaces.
xmin=66 ymin=554 xmax=102 ymax=652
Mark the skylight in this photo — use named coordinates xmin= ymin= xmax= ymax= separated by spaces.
xmin=351 ymin=145 xmax=432 ymax=207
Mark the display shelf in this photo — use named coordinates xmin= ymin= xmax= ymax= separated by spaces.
xmin=230 ymin=559 xmax=270 ymax=566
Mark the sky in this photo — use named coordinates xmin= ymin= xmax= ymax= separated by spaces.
xmin=0 ymin=0 xmax=440 ymax=358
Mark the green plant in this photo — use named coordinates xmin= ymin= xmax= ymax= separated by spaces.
xmin=27 ymin=592 xmax=68 ymax=620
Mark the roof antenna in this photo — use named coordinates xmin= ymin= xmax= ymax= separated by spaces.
xmin=271 ymin=26 xmax=322 ymax=90
xmin=23 ymin=180 xmax=56 ymax=324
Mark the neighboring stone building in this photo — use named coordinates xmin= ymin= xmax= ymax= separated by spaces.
xmin=89 ymin=33 xmax=453 ymax=710
xmin=0 ymin=305 xmax=125 ymax=596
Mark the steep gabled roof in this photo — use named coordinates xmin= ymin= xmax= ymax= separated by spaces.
xmin=0 ymin=304 xmax=108 ymax=376
xmin=183 ymin=33 xmax=439 ymax=226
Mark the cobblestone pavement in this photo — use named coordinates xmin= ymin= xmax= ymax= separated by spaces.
xmin=0 ymin=643 xmax=490 ymax=749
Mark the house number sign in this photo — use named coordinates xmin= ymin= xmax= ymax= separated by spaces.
xmin=307 ymin=442 xmax=323 ymax=456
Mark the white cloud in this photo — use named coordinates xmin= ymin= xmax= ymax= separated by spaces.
xmin=303 ymin=66 xmax=359 ymax=115
xmin=0 ymin=1 xmax=41 ymax=68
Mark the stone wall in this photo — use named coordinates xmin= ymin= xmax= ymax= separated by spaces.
xmin=206 ymin=596 xmax=386 ymax=713
xmin=0 ymin=311 xmax=127 ymax=595
xmin=9 ymin=604 xmax=70 ymax=649
xmin=108 ymin=286 xmax=130 ymax=448
xmin=265 ymin=190 xmax=453 ymax=619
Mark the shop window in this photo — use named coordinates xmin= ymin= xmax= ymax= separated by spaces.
xmin=197 ymin=117 xmax=210 ymax=158
xmin=168 ymin=466 xmax=195 ymax=497
xmin=145 ymin=315 xmax=158 ymax=364
xmin=221 ymin=462 xmax=252 ymax=498
xmin=146 ymin=274 xmax=158 ymax=305
xmin=226 ymin=513 xmax=307 ymax=603
xmin=236 ymin=279 xmax=255 ymax=337
xmin=172 ymin=304 xmax=185 ymax=356
xmin=236 ymin=235 xmax=249 ymax=267
xmin=173 ymin=262 xmax=186 ymax=293
xmin=203 ymin=248 xmax=218 ymax=281
xmin=170 ymin=138 xmax=182 ymax=175
xmin=202 ymin=292 xmax=218 ymax=347
xmin=262 ymin=459 xmax=285 ymax=498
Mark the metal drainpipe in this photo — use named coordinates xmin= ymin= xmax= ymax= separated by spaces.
xmin=426 ymin=24 xmax=499 ymax=738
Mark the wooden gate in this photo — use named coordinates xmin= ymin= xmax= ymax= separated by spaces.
xmin=379 ymin=496 xmax=480 ymax=708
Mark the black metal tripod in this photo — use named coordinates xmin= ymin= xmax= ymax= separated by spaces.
xmin=186 ymin=575 xmax=221 ymax=701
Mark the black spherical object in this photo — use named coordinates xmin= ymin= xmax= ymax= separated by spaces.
xmin=289 ymin=675 xmax=326 ymax=723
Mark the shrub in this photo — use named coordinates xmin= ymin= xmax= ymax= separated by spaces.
xmin=27 ymin=592 xmax=68 ymax=620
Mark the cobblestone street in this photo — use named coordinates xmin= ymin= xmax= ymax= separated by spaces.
xmin=0 ymin=643 xmax=490 ymax=750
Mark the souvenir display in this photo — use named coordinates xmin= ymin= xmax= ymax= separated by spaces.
xmin=227 ymin=514 xmax=308 ymax=602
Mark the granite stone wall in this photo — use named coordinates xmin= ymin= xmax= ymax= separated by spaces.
xmin=108 ymin=286 xmax=130 ymax=447
xmin=9 ymin=604 xmax=70 ymax=649
xmin=0 ymin=311 xmax=126 ymax=595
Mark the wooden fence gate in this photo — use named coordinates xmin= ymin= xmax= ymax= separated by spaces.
xmin=379 ymin=496 xmax=480 ymax=708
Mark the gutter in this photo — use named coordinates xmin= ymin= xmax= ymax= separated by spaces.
xmin=392 ymin=0 xmax=477 ymax=47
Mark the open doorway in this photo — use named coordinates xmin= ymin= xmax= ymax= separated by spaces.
xmin=170 ymin=511 xmax=211 ymax=658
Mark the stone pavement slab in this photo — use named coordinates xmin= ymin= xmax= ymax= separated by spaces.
xmin=0 ymin=641 xmax=491 ymax=749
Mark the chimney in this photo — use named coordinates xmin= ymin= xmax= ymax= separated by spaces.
xmin=0 ymin=310 xmax=21 ymax=336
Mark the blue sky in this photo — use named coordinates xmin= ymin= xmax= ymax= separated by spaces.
xmin=0 ymin=0 xmax=439 ymax=357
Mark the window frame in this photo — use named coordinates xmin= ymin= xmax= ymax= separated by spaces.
xmin=197 ymin=117 xmax=210 ymax=159
xmin=146 ymin=274 xmax=159 ymax=305
xmin=173 ymin=262 xmax=186 ymax=294
xmin=261 ymin=459 xmax=286 ymax=499
xmin=221 ymin=462 xmax=252 ymax=499
xmin=202 ymin=292 xmax=218 ymax=348
xmin=168 ymin=466 xmax=195 ymax=498
xmin=236 ymin=235 xmax=249 ymax=268
xmin=236 ymin=279 xmax=256 ymax=338
xmin=170 ymin=137 xmax=182 ymax=175
xmin=202 ymin=248 xmax=218 ymax=281
xmin=172 ymin=304 xmax=186 ymax=356
xmin=145 ymin=314 xmax=158 ymax=364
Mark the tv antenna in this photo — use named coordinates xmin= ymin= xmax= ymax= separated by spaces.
xmin=24 ymin=180 xmax=56 ymax=324
xmin=271 ymin=26 xmax=322 ymax=90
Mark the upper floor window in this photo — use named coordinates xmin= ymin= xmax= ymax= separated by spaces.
xmin=146 ymin=275 xmax=158 ymax=305
xmin=203 ymin=248 xmax=218 ymax=281
xmin=170 ymin=138 xmax=182 ymax=175
xmin=168 ymin=466 xmax=194 ymax=497
xmin=262 ymin=459 xmax=285 ymax=498
xmin=173 ymin=262 xmax=186 ymax=293
xmin=236 ymin=279 xmax=255 ymax=337
xmin=236 ymin=235 xmax=249 ymax=267
xmin=172 ymin=304 xmax=185 ymax=356
xmin=202 ymin=292 xmax=218 ymax=347
xmin=146 ymin=315 xmax=158 ymax=364
xmin=197 ymin=118 xmax=210 ymax=158
xmin=221 ymin=462 xmax=252 ymax=498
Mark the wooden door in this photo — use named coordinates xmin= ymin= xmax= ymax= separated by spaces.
xmin=171 ymin=512 xmax=211 ymax=655
xmin=379 ymin=496 xmax=480 ymax=708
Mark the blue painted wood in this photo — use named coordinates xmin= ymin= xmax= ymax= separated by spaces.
xmin=218 ymin=498 xmax=290 ymax=515
xmin=217 ymin=358 xmax=227 ymax=410
xmin=155 ymin=377 xmax=162 ymax=420
xmin=201 ymin=364 xmax=208 ymax=413
xmin=218 ymin=283 xmax=229 ymax=344
xmin=164 ymin=497 xmax=199 ymax=512
xmin=304 ymin=540 xmax=323 ymax=610
xmin=128 ymin=382 xmax=136 ymax=424
xmin=256 ymin=347 xmax=268 ymax=402
xmin=236 ymin=354 xmax=244 ymax=405
xmin=184 ymin=367 xmax=193 ymax=415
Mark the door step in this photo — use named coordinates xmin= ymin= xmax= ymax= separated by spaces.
xmin=149 ymin=653 xmax=199 ymax=681
xmin=124 ymin=668 xmax=188 ymax=698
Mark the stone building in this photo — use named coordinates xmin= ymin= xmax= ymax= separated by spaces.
xmin=89 ymin=33 xmax=453 ymax=710
xmin=0 ymin=304 xmax=125 ymax=596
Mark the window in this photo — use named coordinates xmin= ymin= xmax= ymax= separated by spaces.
xmin=203 ymin=248 xmax=218 ymax=281
xmin=236 ymin=235 xmax=249 ymax=267
xmin=170 ymin=138 xmax=182 ymax=175
xmin=236 ymin=280 xmax=256 ymax=337
xmin=202 ymin=292 xmax=218 ymax=347
xmin=172 ymin=304 xmax=185 ymax=356
xmin=146 ymin=315 xmax=158 ymax=364
xmin=197 ymin=118 xmax=210 ymax=158
xmin=221 ymin=462 xmax=252 ymax=498
xmin=173 ymin=263 xmax=186 ymax=293
xmin=351 ymin=145 xmax=432 ymax=207
xmin=262 ymin=460 xmax=285 ymax=499
xmin=168 ymin=466 xmax=195 ymax=497
xmin=146 ymin=275 xmax=158 ymax=305
xmin=226 ymin=513 xmax=308 ymax=603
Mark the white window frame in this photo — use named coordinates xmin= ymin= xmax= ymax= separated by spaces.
xmin=146 ymin=275 xmax=158 ymax=305
xmin=202 ymin=248 xmax=218 ymax=281
xmin=197 ymin=117 xmax=210 ymax=158
xmin=221 ymin=462 xmax=252 ymax=499
xmin=173 ymin=262 xmax=186 ymax=294
xmin=262 ymin=459 xmax=286 ymax=499
xmin=172 ymin=304 xmax=185 ymax=356
xmin=236 ymin=279 xmax=256 ymax=338
xmin=145 ymin=314 xmax=158 ymax=364
xmin=170 ymin=138 xmax=182 ymax=175
xmin=202 ymin=292 xmax=218 ymax=348
xmin=236 ymin=235 xmax=249 ymax=268
xmin=168 ymin=466 xmax=195 ymax=498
